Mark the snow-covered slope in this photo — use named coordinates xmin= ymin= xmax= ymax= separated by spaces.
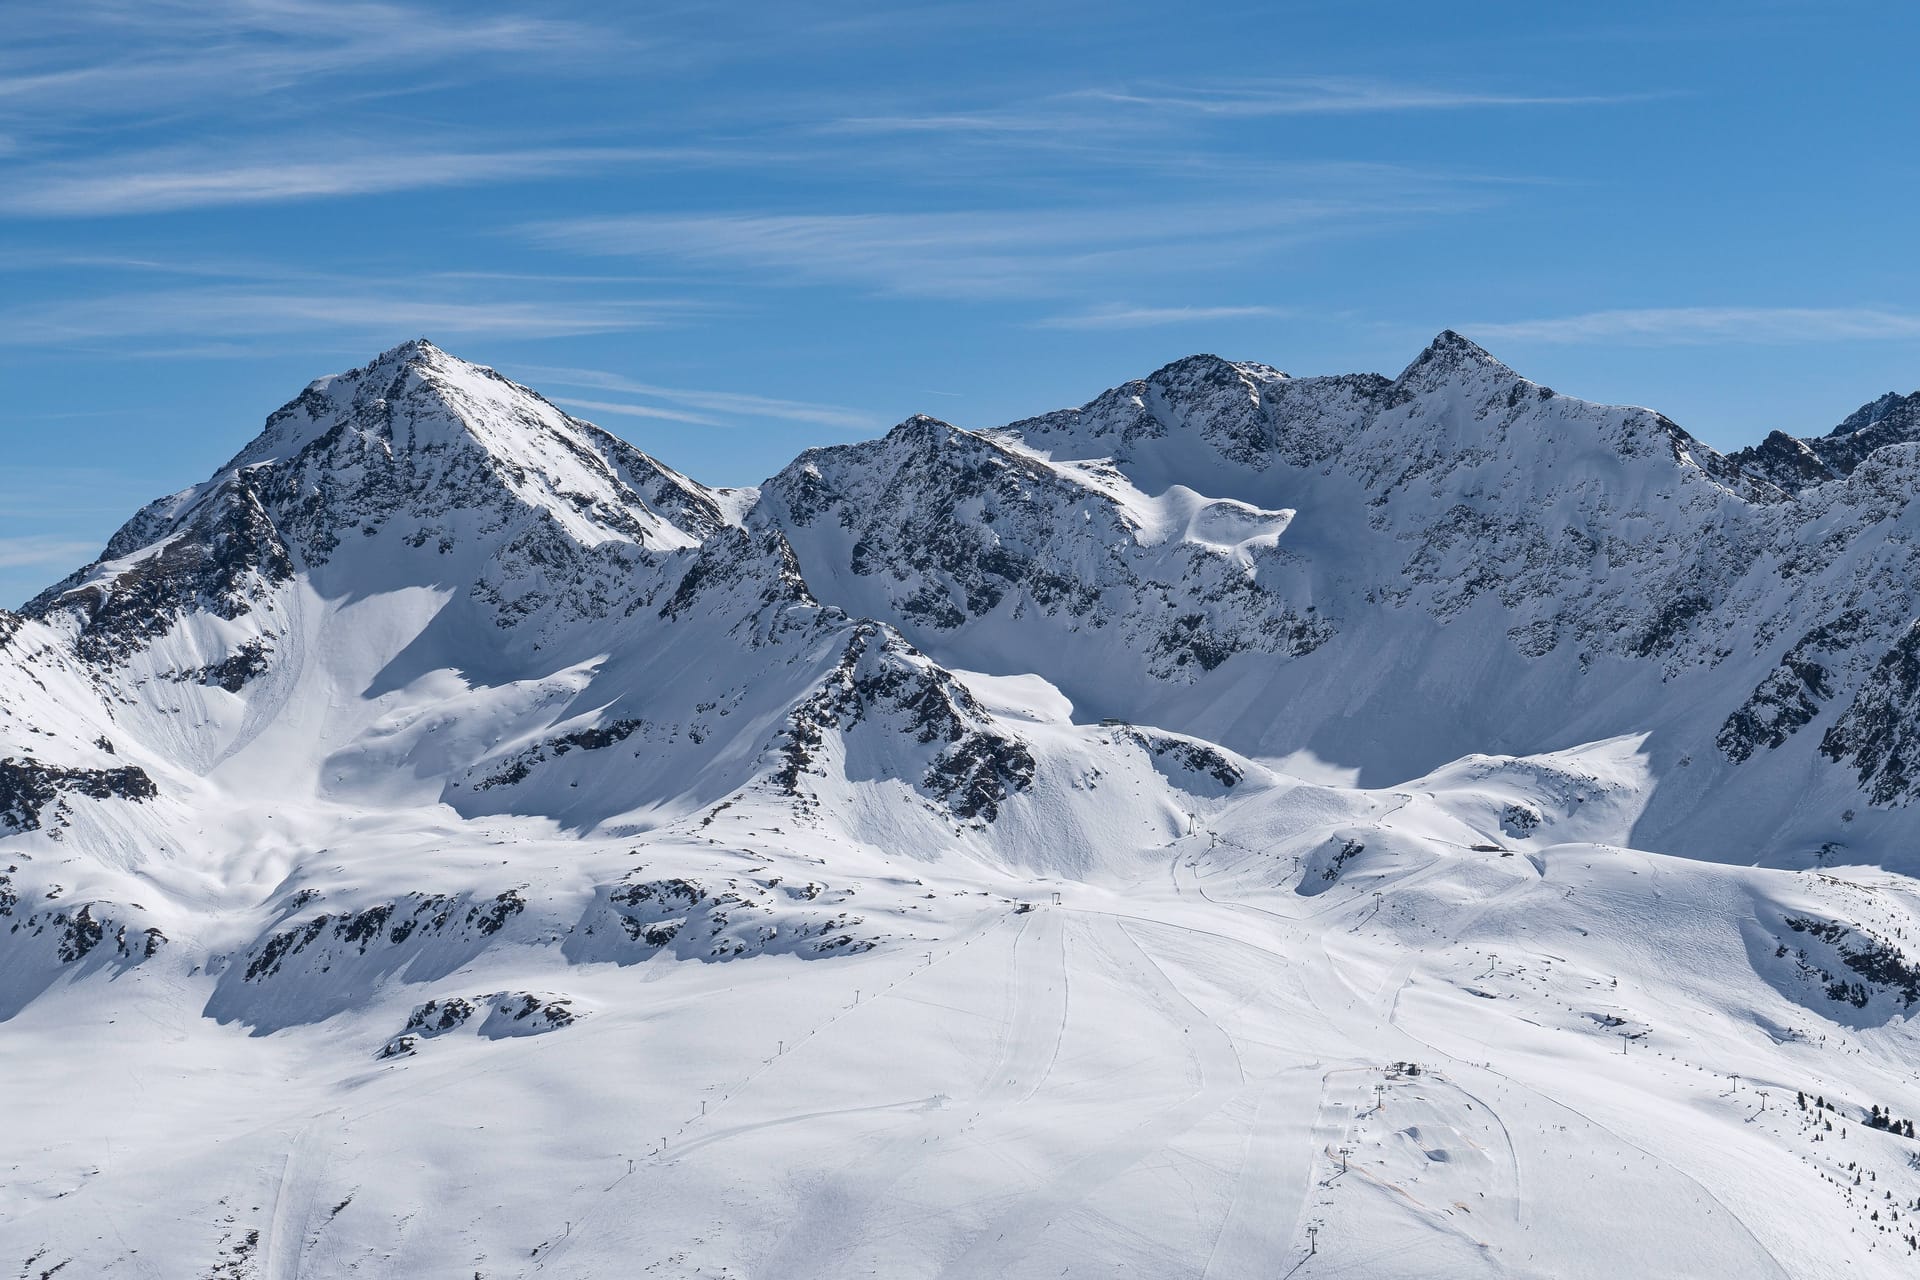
xmin=8 ymin=336 xmax=1920 ymax=1278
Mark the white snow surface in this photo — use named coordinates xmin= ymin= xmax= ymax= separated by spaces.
xmin=7 ymin=336 xmax=1920 ymax=1276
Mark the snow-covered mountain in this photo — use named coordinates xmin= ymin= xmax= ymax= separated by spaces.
xmin=10 ymin=336 xmax=1920 ymax=1277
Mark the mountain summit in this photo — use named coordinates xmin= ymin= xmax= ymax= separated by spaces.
xmin=27 ymin=341 xmax=739 ymax=664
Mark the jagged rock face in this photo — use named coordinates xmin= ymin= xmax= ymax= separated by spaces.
xmin=0 ymin=757 xmax=157 ymax=833
xmin=758 ymin=414 xmax=1330 ymax=684
xmin=659 ymin=525 xmax=817 ymax=626
xmin=1718 ymin=610 xmax=1864 ymax=763
xmin=1823 ymin=392 xmax=1920 ymax=472
xmin=755 ymin=332 xmax=1796 ymax=769
xmin=1821 ymin=621 xmax=1920 ymax=804
xmin=773 ymin=621 xmax=1037 ymax=823
xmin=1730 ymin=430 xmax=1840 ymax=495
xmin=220 ymin=338 xmax=729 ymax=555
xmin=1729 ymin=390 xmax=1920 ymax=494
xmin=996 ymin=353 xmax=1390 ymax=474
xmin=24 ymin=469 xmax=296 ymax=665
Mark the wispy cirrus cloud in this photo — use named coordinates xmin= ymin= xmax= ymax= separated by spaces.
xmin=0 ymin=143 xmax=739 ymax=217
xmin=524 ymin=365 xmax=881 ymax=432
xmin=1470 ymin=306 xmax=1920 ymax=345
xmin=528 ymin=187 xmax=1486 ymax=300
xmin=0 ymin=0 xmax=616 ymax=125
xmin=552 ymin=398 xmax=730 ymax=429
xmin=826 ymin=76 xmax=1657 ymax=136
xmin=0 ymin=286 xmax=700 ymax=345
xmin=1070 ymin=78 xmax=1661 ymax=117
xmin=820 ymin=112 xmax=1078 ymax=136
xmin=1029 ymin=304 xmax=1283 ymax=330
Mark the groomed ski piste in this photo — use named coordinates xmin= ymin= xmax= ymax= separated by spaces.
xmin=8 ymin=337 xmax=1920 ymax=1277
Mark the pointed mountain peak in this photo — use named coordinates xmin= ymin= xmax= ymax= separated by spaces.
xmin=311 ymin=336 xmax=457 ymax=392
xmin=372 ymin=335 xmax=443 ymax=364
xmin=232 ymin=338 xmax=526 ymax=472
xmin=1394 ymin=330 xmax=1512 ymax=385
xmin=26 ymin=343 xmax=736 ymax=645
xmin=1144 ymin=353 xmax=1287 ymax=384
xmin=1381 ymin=331 xmax=1529 ymax=413
xmin=884 ymin=413 xmax=963 ymax=444
xmin=1828 ymin=390 xmax=1920 ymax=439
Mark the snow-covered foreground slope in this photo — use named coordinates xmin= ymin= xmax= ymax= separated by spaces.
xmin=9 ymin=338 xmax=1920 ymax=1276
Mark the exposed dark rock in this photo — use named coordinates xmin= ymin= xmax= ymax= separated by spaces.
xmin=1783 ymin=914 xmax=1920 ymax=1009
xmin=0 ymin=758 xmax=158 ymax=833
xmin=24 ymin=470 xmax=296 ymax=665
xmin=1821 ymin=621 xmax=1920 ymax=803
xmin=193 ymin=637 xmax=274 ymax=692
xmin=237 ymin=889 xmax=517 ymax=984
xmin=1720 ymin=611 xmax=1866 ymax=762
xmin=1732 ymin=391 xmax=1920 ymax=494
xmin=476 ymin=719 xmax=645 ymax=790
xmin=774 ymin=623 xmax=1035 ymax=821
xmin=1500 ymin=803 xmax=1542 ymax=840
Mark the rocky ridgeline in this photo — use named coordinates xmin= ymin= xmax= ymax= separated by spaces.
xmin=1768 ymin=909 xmax=1920 ymax=1020
xmin=205 ymin=889 xmax=531 ymax=1031
xmin=564 ymin=868 xmax=883 ymax=965
xmin=759 ymin=412 xmax=1330 ymax=680
xmin=377 ymin=990 xmax=581 ymax=1059
xmin=772 ymin=622 xmax=1036 ymax=823
xmin=0 ymin=757 xmax=157 ymax=834
xmin=1731 ymin=391 xmax=1920 ymax=495
xmin=0 ymin=889 xmax=168 ymax=1019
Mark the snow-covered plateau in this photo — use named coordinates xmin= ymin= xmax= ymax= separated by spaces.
xmin=9 ymin=335 xmax=1920 ymax=1276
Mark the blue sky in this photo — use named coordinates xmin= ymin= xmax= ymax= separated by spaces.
xmin=3 ymin=0 xmax=1918 ymax=604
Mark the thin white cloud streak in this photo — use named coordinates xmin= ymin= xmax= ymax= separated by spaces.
xmin=527 ymin=365 xmax=881 ymax=431
xmin=1 ymin=145 xmax=730 ymax=217
xmin=1470 ymin=307 xmax=1920 ymax=345
xmin=528 ymin=195 xmax=1485 ymax=300
xmin=822 ymin=113 xmax=1071 ymax=135
xmin=826 ymin=77 xmax=1658 ymax=136
xmin=554 ymin=398 xmax=730 ymax=429
xmin=1070 ymin=78 xmax=1658 ymax=116
xmin=1 ymin=288 xmax=692 ymax=344
xmin=1029 ymin=304 xmax=1282 ymax=330
xmin=0 ymin=0 xmax=615 ymax=121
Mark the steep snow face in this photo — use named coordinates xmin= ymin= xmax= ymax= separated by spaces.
xmin=755 ymin=413 xmax=1328 ymax=691
xmin=991 ymin=352 xmax=1389 ymax=486
xmin=221 ymin=337 xmax=731 ymax=552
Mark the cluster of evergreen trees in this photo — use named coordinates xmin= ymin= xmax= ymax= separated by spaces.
xmin=1866 ymin=1104 xmax=1916 ymax=1138
xmin=1796 ymin=1091 xmax=1917 ymax=1139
